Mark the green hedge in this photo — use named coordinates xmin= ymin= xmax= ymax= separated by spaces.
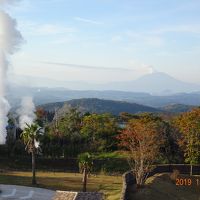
xmin=0 ymin=156 xmax=129 ymax=174
xmin=92 ymin=158 xmax=129 ymax=174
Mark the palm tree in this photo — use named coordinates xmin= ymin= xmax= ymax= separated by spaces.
xmin=78 ymin=152 xmax=93 ymax=192
xmin=21 ymin=123 xmax=42 ymax=185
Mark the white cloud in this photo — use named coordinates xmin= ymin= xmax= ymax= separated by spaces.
xmin=152 ymin=24 xmax=200 ymax=35
xmin=0 ymin=0 xmax=21 ymax=5
xmin=111 ymin=35 xmax=122 ymax=43
xmin=145 ymin=36 xmax=164 ymax=46
xmin=122 ymin=23 xmax=200 ymax=49
xmin=19 ymin=21 xmax=76 ymax=36
xmin=50 ymin=36 xmax=74 ymax=44
xmin=35 ymin=24 xmax=75 ymax=35
xmin=126 ymin=31 xmax=164 ymax=47
xmin=6 ymin=0 xmax=32 ymax=12
xmin=41 ymin=61 xmax=134 ymax=71
xmin=74 ymin=17 xmax=103 ymax=25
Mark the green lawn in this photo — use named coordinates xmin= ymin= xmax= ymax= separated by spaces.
xmin=0 ymin=171 xmax=122 ymax=200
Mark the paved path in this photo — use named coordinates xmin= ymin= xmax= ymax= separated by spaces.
xmin=0 ymin=185 xmax=103 ymax=200
xmin=0 ymin=185 xmax=55 ymax=200
xmin=54 ymin=191 xmax=103 ymax=200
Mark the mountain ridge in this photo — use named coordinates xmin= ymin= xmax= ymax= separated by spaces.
xmin=9 ymin=72 xmax=200 ymax=94
xmin=8 ymin=86 xmax=200 ymax=109
xmin=38 ymin=98 xmax=160 ymax=115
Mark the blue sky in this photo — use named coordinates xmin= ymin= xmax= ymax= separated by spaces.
xmin=5 ymin=0 xmax=200 ymax=83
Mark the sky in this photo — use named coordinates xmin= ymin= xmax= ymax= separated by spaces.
xmin=3 ymin=0 xmax=200 ymax=83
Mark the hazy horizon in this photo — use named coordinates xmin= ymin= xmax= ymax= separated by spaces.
xmin=2 ymin=0 xmax=200 ymax=85
xmin=6 ymin=71 xmax=200 ymax=95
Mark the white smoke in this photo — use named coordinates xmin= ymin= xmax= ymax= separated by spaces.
xmin=34 ymin=140 xmax=39 ymax=149
xmin=0 ymin=1 xmax=23 ymax=144
xmin=148 ymin=66 xmax=157 ymax=74
xmin=0 ymin=12 xmax=22 ymax=54
xmin=18 ymin=97 xmax=40 ymax=149
xmin=0 ymin=97 xmax=10 ymax=144
xmin=17 ymin=97 xmax=36 ymax=130
xmin=0 ymin=0 xmax=20 ymax=5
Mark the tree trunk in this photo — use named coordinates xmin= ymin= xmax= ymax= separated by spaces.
xmin=82 ymin=168 xmax=87 ymax=192
xmin=32 ymin=149 xmax=36 ymax=185
xmin=190 ymin=164 xmax=193 ymax=176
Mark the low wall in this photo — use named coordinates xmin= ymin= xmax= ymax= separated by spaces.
xmin=120 ymin=171 xmax=136 ymax=200
xmin=120 ymin=164 xmax=200 ymax=200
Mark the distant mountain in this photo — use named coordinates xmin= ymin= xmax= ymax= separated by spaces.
xmin=160 ymin=104 xmax=196 ymax=113
xmin=106 ymin=72 xmax=200 ymax=94
xmin=9 ymin=72 xmax=200 ymax=94
xmin=8 ymin=86 xmax=151 ymax=109
xmin=7 ymin=86 xmax=200 ymax=110
xmin=38 ymin=98 xmax=160 ymax=116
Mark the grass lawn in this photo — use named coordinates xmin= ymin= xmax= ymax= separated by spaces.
xmin=0 ymin=171 xmax=122 ymax=200
xmin=129 ymin=173 xmax=200 ymax=200
xmin=94 ymin=151 xmax=128 ymax=159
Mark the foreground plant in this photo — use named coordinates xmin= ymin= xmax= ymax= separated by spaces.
xmin=78 ymin=152 xmax=93 ymax=192
xmin=21 ymin=123 xmax=42 ymax=185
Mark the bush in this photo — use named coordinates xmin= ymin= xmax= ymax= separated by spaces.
xmin=93 ymin=158 xmax=129 ymax=174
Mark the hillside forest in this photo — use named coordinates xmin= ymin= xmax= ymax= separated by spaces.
xmin=2 ymin=99 xmax=200 ymax=179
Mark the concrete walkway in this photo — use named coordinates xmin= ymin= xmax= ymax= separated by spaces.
xmin=0 ymin=185 xmax=103 ymax=200
xmin=0 ymin=185 xmax=56 ymax=200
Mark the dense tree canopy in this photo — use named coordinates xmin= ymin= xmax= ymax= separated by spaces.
xmin=81 ymin=113 xmax=119 ymax=152
xmin=5 ymin=104 xmax=200 ymax=176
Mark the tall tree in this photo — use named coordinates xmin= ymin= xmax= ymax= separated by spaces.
xmin=118 ymin=114 xmax=165 ymax=186
xmin=174 ymin=108 xmax=200 ymax=175
xmin=21 ymin=123 xmax=42 ymax=184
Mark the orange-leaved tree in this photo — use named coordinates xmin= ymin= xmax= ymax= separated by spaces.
xmin=118 ymin=114 xmax=165 ymax=186
xmin=174 ymin=108 xmax=200 ymax=175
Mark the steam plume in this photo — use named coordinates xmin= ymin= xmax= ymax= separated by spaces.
xmin=0 ymin=0 xmax=20 ymax=5
xmin=148 ymin=66 xmax=157 ymax=74
xmin=17 ymin=97 xmax=36 ymax=130
xmin=0 ymin=1 xmax=23 ymax=144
